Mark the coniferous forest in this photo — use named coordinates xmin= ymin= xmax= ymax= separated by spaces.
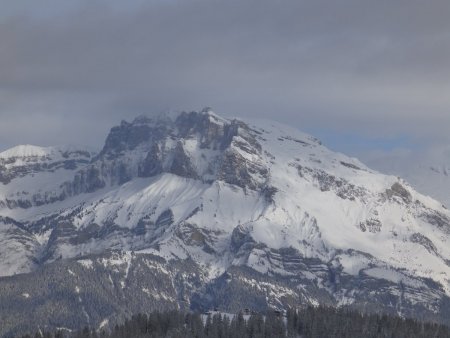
xmin=17 ymin=306 xmax=450 ymax=338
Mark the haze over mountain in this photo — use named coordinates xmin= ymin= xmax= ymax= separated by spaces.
xmin=365 ymin=147 xmax=450 ymax=208
xmin=1 ymin=0 xmax=450 ymax=159
xmin=1 ymin=110 xmax=450 ymax=336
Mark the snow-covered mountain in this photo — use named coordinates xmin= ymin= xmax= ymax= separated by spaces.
xmin=365 ymin=147 xmax=450 ymax=208
xmin=1 ymin=109 xmax=450 ymax=335
xmin=0 ymin=144 xmax=95 ymax=208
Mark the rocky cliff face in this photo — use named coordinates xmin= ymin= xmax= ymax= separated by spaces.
xmin=1 ymin=110 xmax=450 ymax=336
xmin=62 ymin=110 xmax=269 ymax=196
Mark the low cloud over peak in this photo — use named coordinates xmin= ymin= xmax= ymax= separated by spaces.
xmin=1 ymin=0 xmax=450 ymax=153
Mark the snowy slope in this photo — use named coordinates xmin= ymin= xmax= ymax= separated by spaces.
xmin=365 ymin=146 xmax=450 ymax=208
xmin=1 ymin=110 xmax=450 ymax=326
xmin=0 ymin=145 xmax=54 ymax=159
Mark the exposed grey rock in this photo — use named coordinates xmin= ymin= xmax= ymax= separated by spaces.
xmin=387 ymin=182 xmax=412 ymax=203
xmin=230 ymin=225 xmax=255 ymax=252
xmin=420 ymin=209 xmax=450 ymax=232
xmin=359 ymin=219 xmax=382 ymax=233
xmin=169 ymin=142 xmax=198 ymax=179
xmin=155 ymin=209 xmax=174 ymax=228
xmin=296 ymin=164 xmax=367 ymax=201
xmin=340 ymin=161 xmax=363 ymax=171
xmin=138 ymin=143 xmax=163 ymax=177
xmin=410 ymin=233 xmax=438 ymax=255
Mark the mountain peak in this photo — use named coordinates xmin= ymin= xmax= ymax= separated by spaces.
xmin=84 ymin=110 xmax=267 ymax=193
xmin=126 ymin=109 xmax=229 ymax=127
xmin=2 ymin=111 xmax=450 ymax=332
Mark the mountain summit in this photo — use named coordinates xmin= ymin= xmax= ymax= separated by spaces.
xmin=1 ymin=110 xmax=450 ymax=335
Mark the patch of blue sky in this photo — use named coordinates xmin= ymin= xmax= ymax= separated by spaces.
xmin=307 ymin=128 xmax=417 ymax=157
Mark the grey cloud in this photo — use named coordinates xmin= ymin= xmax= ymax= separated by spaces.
xmin=1 ymin=0 xmax=450 ymax=152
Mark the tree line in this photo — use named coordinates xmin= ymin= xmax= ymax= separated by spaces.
xmin=19 ymin=306 xmax=450 ymax=338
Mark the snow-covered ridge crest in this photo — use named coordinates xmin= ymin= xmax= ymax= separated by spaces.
xmin=0 ymin=145 xmax=53 ymax=159
xmin=0 ymin=144 xmax=96 ymax=160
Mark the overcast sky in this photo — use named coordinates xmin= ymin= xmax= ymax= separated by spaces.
xmin=1 ymin=0 xmax=449 ymax=160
